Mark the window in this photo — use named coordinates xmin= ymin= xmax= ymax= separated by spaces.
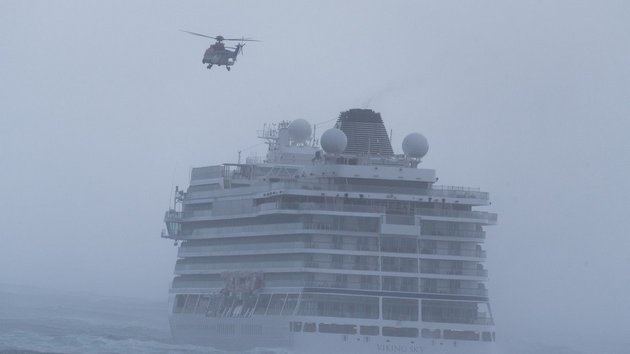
xmin=173 ymin=294 xmax=187 ymax=313
xmin=443 ymin=330 xmax=480 ymax=341
xmin=383 ymin=298 xmax=418 ymax=321
xmin=482 ymin=331 xmax=492 ymax=342
xmin=282 ymin=294 xmax=299 ymax=315
xmin=421 ymin=328 xmax=441 ymax=339
xmin=298 ymin=294 xmax=379 ymax=319
xmin=319 ymin=323 xmax=357 ymax=335
xmin=196 ymin=295 xmax=210 ymax=314
xmin=267 ymin=294 xmax=286 ymax=315
xmin=303 ymin=322 xmax=316 ymax=332
xmin=182 ymin=295 xmax=199 ymax=313
xmin=422 ymin=300 xmax=483 ymax=324
xmin=360 ymin=326 xmax=379 ymax=336
xmin=382 ymin=327 xmax=418 ymax=338
xmin=290 ymin=321 xmax=302 ymax=332
xmin=253 ymin=294 xmax=271 ymax=315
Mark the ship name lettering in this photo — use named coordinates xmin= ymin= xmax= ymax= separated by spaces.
xmin=376 ymin=343 xmax=422 ymax=352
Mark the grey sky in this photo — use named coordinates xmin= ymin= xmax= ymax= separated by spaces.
xmin=1 ymin=0 xmax=629 ymax=349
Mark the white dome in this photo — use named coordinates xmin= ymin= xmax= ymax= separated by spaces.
xmin=288 ymin=119 xmax=312 ymax=143
xmin=402 ymin=132 xmax=429 ymax=158
xmin=321 ymin=128 xmax=347 ymax=154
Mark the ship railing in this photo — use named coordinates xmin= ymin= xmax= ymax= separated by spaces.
xmin=178 ymin=243 xmax=488 ymax=258
xmin=176 ymin=260 xmax=383 ymax=273
xmin=472 ymin=318 xmax=495 ymax=325
xmin=183 ymin=209 xmax=214 ymax=218
xmin=274 ymin=202 xmax=495 ymax=222
xmin=175 ymin=260 xmax=303 ymax=272
xmin=415 ymin=208 xmax=497 ymax=222
xmin=420 ymin=248 xmax=487 ymax=258
xmin=173 ymin=203 xmax=494 ymax=224
xmin=280 ymin=181 xmax=489 ymax=200
xmin=421 ymin=287 xmax=489 ymax=297
xmin=421 ymin=230 xmax=486 ymax=238
xmin=276 ymin=202 xmax=385 ymax=214
xmin=178 ymin=241 xmax=307 ymax=255
xmin=187 ymin=223 xmax=304 ymax=237
xmin=384 ymin=214 xmax=416 ymax=225
xmin=379 ymin=246 xmax=420 ymax=254
xmin=303 ymin=262 xmax=378 ymax=271
xmin=303 ymin=223 xmax=375 ymax=233
xmin=420 ymin=268 xmax=488 ymax=277
xmin=305 ymin=241 xmax=379 ymax=252
xmin=430 ymin=185 xmax=480 ymax=192
xmin=303 ymin=281 xmax=380 ymax=290
xmin=275 ymin=202 xmax=496 ymax=223
xmin=178 ymin=222 xmax=376 ymax=239
xmin=381 ymin=265 xmax=419 ymax=273
xmin=423 ymin=315 xmax=494 ymax=325
xmin=164 ymin=210 xmax=183 ymax=222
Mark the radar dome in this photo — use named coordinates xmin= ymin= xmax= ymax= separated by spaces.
xmin=321 ymin=128 xmax=347 ymax=154
xmin=402 ymin=133 xmax=429 ymax=158
xmin=288 ymin=119 xmax=312 ymax=143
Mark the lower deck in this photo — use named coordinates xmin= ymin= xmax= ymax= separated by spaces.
xmin=170 ymin=313 xmax=496 ymax=353
xmin=172 ymin=290 xmax=494 ymax=327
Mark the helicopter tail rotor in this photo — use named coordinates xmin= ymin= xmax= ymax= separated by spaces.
xmin=231 ymin=43 xmax=245 ymax=57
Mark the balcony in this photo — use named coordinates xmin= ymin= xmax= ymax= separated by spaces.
xmin=168 ymin=201 xmax=495 ymax=226
xmin=178 ymin=241 xmax=307 ymax=257
xmin=174 ymin=260 xmax=304 ymax=274
xmin=421 ymin=287 xmax=488 ymax=297
xmin=421 ymin=267 xmax=488 ymax=277
xmin=304 ymin=262 xmax=378 ymax=272
xmin=381 ymin=264 xmax=419 ymax=273
xmin=306 ymin=240 xmax=378 ymax=252
xmin=275 ymin=202 xmax=385 ymax=215
xmin=422 ymin=314 xmax=494 ymax=325
xmin=416 ymin=208 xmax=497 ymax=223
xmin=420 ymin=248 xmax=486 ymax=258
xmin=164 ymin=210 xmax=183 ymax=238
xmin=303 ymin=223 xmax=377 ymax=234
xmin=164 ymin=210 xmax=183 ymax=222
xmin=421 ymin=230 xmax=486 ymax=239
xmin=279 ymin=181 xmax=489 ymax=201
xmin=303 ymin=281 xmax=380 ymax=290
xmin=175 ymin=260 xmax=383 ymax=274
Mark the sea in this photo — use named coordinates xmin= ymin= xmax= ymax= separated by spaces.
xmin=0 ymin=284 xmax=626 ymax=354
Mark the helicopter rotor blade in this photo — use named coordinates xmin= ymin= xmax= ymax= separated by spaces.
xmin=179 ymin=30 xmax=217 ymax=40
xmin=222 ymin=37 xmax=261 ymax=42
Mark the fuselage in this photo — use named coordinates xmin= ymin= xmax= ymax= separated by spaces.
xmin=203 ymin=45 xmax=236 ymax=66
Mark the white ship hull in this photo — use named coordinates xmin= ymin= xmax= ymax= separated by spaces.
xmin=170 ymin=313 xmax=496 ymax=354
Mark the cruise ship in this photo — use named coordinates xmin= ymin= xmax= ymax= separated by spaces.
xmin=162 ymin=109 xmax=497 ymax=353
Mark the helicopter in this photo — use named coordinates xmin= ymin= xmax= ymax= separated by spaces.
xmin=181 ymin=30 xmax=260 ymax=71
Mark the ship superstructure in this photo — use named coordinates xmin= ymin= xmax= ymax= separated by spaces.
xmin=162 ymin=109 xmax=497 ymax=353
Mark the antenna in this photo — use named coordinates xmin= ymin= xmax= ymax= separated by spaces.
xmin=168 ymin=166 xmax=177 ymax=210
xmin=237 ymin=142 xmax=265 ymax=164
xmin=174 ymin=185 xmax=179 ymax=210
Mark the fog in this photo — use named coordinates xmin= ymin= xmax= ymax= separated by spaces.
xmin=1 ymin=1 xmax=629 ymax=353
